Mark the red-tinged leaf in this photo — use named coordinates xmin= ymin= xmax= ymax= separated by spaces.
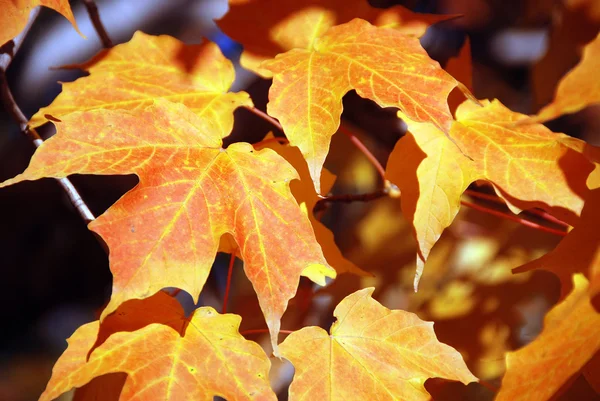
xmin=387 ymin=100 xmax=595 ymax=289
xmin=30 ymin=31 xmax=251 ymax=133
xmin=40 ymin=307 xmax=276 ymax=401
xmin=531 ymin=32 xmax=600 ymax=123
xmin=218 ymin=0 xmax=455 ymax=77
xmin=0 ymin=100 xmax=335 ymax=353
xmin=514 ymin=187 xmax=600 ymax=297
xmin=263 ymin=18 xmax=457 ymax=192
xmin=0 ymin=0 xmax=80 ymax=47
xmin=279 ymin=288 xmax=478 ymax=400
xmin=496 ymin=273 xmax=600 ymax=401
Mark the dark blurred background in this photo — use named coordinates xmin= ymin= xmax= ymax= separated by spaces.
xmin=1 ymin=0 xmax=599 ymax=400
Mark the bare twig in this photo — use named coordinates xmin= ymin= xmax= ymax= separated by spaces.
xmin=245 ymin=105 xmax=284 ymax=131
xmin=314 ymin=190 xmax=387 ymax=213
xmin=460 ymin=199 xmax=567 ymax=237
xmin=337 ymin=124 xmax=387 ymax=181
xmin=82 ymin=0 xmax=113 ymax=48
xmin=0 ymin=12 xmax=96 ymax=224
xmin=465 ymin=189 xmax=571 ymax=228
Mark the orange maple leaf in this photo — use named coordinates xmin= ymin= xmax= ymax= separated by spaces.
xmin=40 ymin=295 xmax=276 ymax=401
xmin=30 ymin=31 xmax=251 ymax=133
xmin=387 ymin=100 xmax=594 ymax=289
xmin=279 ymin=288 xmax=477 ymax=400
xmin=530 ymin=31 xmax=600 ymax=123
xmin=0 ymin=0 xmax=80 ymax=47
xmin=217 ymin=0 xmax=454 ymax=77
xmin=263 ymin=18 xmax=457 ymax=192
xmin=0 ymin=100 xmax=336 ymax=352
xmin=496 ymin=273 xmax=600 ymax=401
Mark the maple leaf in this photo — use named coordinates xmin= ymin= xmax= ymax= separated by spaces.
xmin=263 ymin=18 xmax=457 ymax=192
xmin=218 ymin=0 xmax=453 ymax=77
xmin=496 ymin=273 xmax=600 ymax=401
xmin=530 ymin=32 xmax=600 ymax=123
xmin=40 ymin=296 xmax=276 ymax=401
xmin=30 ymin=31 xmax=251 ymax=135
xmin=0 ymin=100 xmax=336 ymax=352
xmin=0 ymin=0 xmax=80 ymax=47
xmin=279 ymin=288 xmax=477 ymax=400
xmin=386 ymin=100 xmax=594 ymax=289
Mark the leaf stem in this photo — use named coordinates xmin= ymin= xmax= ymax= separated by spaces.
xmin=460 ymin=199 xmax=567 ymax=237
xmin=0 ymin=15 xmax=96 ymax=225
xmin=465 ymin=189 xmax=570 ymax=228
xmin=337 ymin=124 xmax=387 ymax=182
xmin=82 ymin=0 xmax=113 ymax=48
xmin=245 ymin=106 xmax=284 ymax=131
xmin=222 ymin=252 xmax=237 ymax=314
xmin=240 ymin=329 xmax=294 ymax=336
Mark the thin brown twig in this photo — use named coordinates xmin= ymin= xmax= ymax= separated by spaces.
xmin=82 ymin=0 xmax=113 ymax=48
xmin=0 ymin=36 xmax=95 ymax=224
xmin=314 ymin=190 xmax=387 ymax=213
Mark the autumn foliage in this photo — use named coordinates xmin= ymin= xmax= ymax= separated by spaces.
xmin=1 ymin=0 xmax=600 ymax=400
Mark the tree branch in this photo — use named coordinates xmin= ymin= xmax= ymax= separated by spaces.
xmin=82 ymin=0 xmax=113 ymax=48
xmin=0 ymin=12 xmax=96 ymax=224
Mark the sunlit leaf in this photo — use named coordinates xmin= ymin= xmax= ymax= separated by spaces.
xmin=30 ymin=31 xmax=251 ymax=136
xmin=279 ymin=288 xmax=477 ymax=400
xmin=496 ymin=273 xmax=600 ymax=401
xmin=40 ymin=303 xmax=276 ymax=401
xmin=263 ymin=18 xmax=457 ymax=192
xmin=218 ymin=0 xmax=452 ymax=77
xmin=1 ymin=100 xmax=335 ymax=352
xmin=387 ymin=99 xmax=594 ymax=289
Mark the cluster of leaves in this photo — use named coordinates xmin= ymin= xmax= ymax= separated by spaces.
xmin=2 ymin=0 xmax=600 ymax=400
